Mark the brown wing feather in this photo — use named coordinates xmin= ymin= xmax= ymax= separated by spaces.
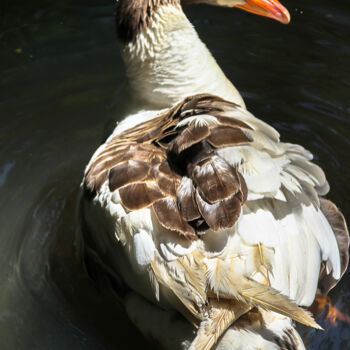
xmin=318 ymin=198 xmax=349 ymax=294
xmin=195 ymin=191 xmax=242 ymax=231
xmin=153 ymin=198 xmax=197 ymax=239
xmin=84 ymin=94 xmax=252 ymax=238
xmin=207 ymin=126 xmax=251 ymax=148
xmin=214 ymin=115 xmax=252 ymax=130
xmin=153 ymin=161 xmax=181 ymax=197
xmin=109 ymin=160 xmax=151 ymax=191
xmin=177 ymin=177 xmax=201 ymax=221
xmin=191 ymin=156 xmax=242 ymax=203
xmin=169 ymin=125 xmax=210 ymax=154
xmin=119 ymin=183 xmax=164 ymax=210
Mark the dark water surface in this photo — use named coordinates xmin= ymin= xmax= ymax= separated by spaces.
xmin=1 ymin=0 xmax=349 ymax=349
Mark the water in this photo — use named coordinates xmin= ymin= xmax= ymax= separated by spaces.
xmin=0 ymin=0 xmax=349 ymax=349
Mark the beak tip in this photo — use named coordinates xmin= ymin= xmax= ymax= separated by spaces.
xmin=273 ymin=2 xmax=291 ymax=24
xmin=281 ymin=10 xmax=291 ymax=24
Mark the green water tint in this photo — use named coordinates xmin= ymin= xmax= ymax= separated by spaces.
xmin=0 ymin=0 xmax=349 ymax=349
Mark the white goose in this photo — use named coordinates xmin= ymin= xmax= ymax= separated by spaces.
xmin=79 ymin=1 xmax=349 ymax=349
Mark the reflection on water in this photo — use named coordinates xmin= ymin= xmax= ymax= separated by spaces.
xmin=0 ymin=0 xmax=349 ymax=349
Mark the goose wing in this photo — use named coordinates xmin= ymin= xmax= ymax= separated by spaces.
xmin=85 ymin=94 xmax=250 ymax=239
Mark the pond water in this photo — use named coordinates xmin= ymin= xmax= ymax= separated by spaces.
xmin=0 ymin=0 xmax=349 ymax=349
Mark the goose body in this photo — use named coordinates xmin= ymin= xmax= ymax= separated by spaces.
xmin=79 ymin=1 xmax=349 ymax=349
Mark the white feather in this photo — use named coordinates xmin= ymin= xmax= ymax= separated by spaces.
xmin=133 ymin=230 xmax=156 ymax=267
xmin=176 ymin=115 xmax=219 ymax=128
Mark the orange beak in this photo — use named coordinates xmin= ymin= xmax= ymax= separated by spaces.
xmin=236 ymin=0 xmax=290 ymax=24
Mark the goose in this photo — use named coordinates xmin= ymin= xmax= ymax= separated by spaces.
xmin=79 ymin=0 xmax=349 ymax=349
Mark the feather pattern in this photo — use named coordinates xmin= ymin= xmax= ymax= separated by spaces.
xmin=85 ymin=94 xmax=250 ymax=238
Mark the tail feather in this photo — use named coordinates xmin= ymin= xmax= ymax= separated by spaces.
xmin=241 ymin=278 xmax=322 ymax=329
xmin=189 ymin=300 xmax=251 ymax=350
